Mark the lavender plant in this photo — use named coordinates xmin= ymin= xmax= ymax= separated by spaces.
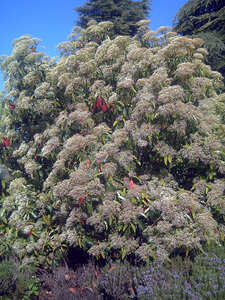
xmin=131 ymin=252 xmax=225 ymax=299
xmin=0 ymin=20 xmax=224 ymax=267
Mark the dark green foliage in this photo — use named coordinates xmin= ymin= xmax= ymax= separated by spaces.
xmin=0 ymin=257 xmax=39 ymax=299
xmin=173 ymin=0 xmax=225 ymax=78
xmin=75 ymin=0 xmax=151 ymax=36
xmin=0 ymin=259 xmax=15 ymax=296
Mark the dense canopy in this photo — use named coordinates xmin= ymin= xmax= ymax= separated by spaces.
xmin=0 ymin=20 xmax=225 ymax=267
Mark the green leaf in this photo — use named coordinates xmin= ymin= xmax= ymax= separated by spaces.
xmin=123 ymin=224 xmax=128 ymax=232
xmin=46 ymin=257 xmax=50 ymax=265
xmin=125 ymin=165 xmax=130 ymax=172
xmin=109 ymin=215 xmax=113 ymax=226
xmin=118 ymin=224 xmax=123 ymax=231
xmin=185 ymin=248 xmax=190 ymax=257
xmin=164 ymin=156 xmax=168 ymax=165
xmin=84 ymin=237 xmax=94 ymax=246
xmin=136 ymin=219 xmax=144 ymax=230
xmin=43 ymin=215 xmax=51 ymax=226
xmin=100 ymin=250 xmax=105 ymax=259
xmin=205 ymin=236 xmax=210 ymax=245
xmin=87 ymin=202 xmax=93 ymax=215
xmin=104 ymin=221 xmax=108 ymax=231
xmin=113 ymin=120 xmax=118 ymax=127
xmin=130 ymin=222 xmax=136 ymax=233
xmin=220 ymin=151 xmax=225 ymax=161
xmin=121 ymin=248 xmax=126 ymax=259
xmin=117 ymin=101 xmax=125 ymax=107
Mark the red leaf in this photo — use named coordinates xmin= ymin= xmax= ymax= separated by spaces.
xmin=3 ymin=137 xmax=10 ymax=147
xmin=100 ymin=97 xmax=108 ymax=112
xmin=81 ymin=219 xmax=84 ymax=226
xmin=9 ymin=104 xmax=15 ymax=111
xmin=96 ymin=96 xmax=101 ymax=109
xmin=87 ymin=158 xmax=90 ymax=166
xmin=79 ymin=198 xmax=84 ymax=204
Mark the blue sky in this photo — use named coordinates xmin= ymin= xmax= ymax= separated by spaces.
xmin=0 ymin=0 xmax=188 ymax=91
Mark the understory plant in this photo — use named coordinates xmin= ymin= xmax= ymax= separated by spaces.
xmin=38 ymin=245 xmax=225 ymax=300
xmin=0 ymin=257 xmax=39 ymax=299
xmin=0 ymin=19 xmax=224 ymax=267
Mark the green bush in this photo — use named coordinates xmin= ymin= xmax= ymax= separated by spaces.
xmin=0 ymin=258 xmax=39 ymax=299
xmin=0 ymin=259 xmax=15 ymax=296
xmin=0 ymin=21 xmax=225 ymax=267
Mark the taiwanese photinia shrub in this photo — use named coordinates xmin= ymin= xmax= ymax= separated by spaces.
xmin=0 ymin=20 xmax=225 ymax=266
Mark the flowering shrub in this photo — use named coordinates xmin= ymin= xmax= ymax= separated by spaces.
xmin=131 ymin=251 xmax=225 ymax=299
xmin=0 ymin=20 xmax=225 ymax=266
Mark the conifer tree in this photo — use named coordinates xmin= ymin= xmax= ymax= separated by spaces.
xmin=75 ymin=0 xmax=151 ymax=36
xmin=173 ymin=0 xmax=225 ymax=78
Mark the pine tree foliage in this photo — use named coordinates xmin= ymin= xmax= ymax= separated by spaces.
xmin=0 ymin=21 xmax=225 ymax=266
xmin=173 ymin=0 xmax=225 ymax=77
xmin=75 ymin=0 xmax=151 ymax=36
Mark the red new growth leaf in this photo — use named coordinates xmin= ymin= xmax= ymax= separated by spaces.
xmin=79 ymin=198 xmax=84 ymax=204
xmin=3 ymin=137 xmax=10 ymax=147
xmin=129 ymin=180 xmax=136 ymax=190
xmin=96 ymin=96 xmax=101 ymax=109
xmin=87 ymin=158 xmax=90 ymax=166
xmin=9 ymin=104 xmax=15 ymax=111
xmin=188 ymin=208 xmax=192 ymax=213
xmin=100 ymin=97 xmax=108 ymax=112
xmin=95 ymin=96 xmax=108 ymax=111
xmin=81 ymin=219 xmax=84 ymax=226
